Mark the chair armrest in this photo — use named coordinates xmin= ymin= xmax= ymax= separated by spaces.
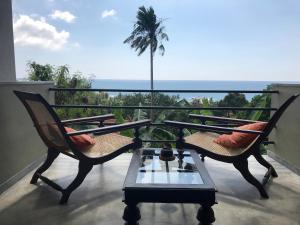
xmin=61 ymin=114 xmax=115 ymax=124
xmin=189 ymin=114 xmax=260 ymax=124
xmin=66 ymin=119 xmax=151 ymax=136
xmin=164 ymin=120 xmax=263 ymax=135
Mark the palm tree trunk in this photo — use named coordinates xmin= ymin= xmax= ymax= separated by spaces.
xmin=150 ymin=43 xmax=154 ymax=121
xmin=150 ymin=46 xmax=153 ymax=91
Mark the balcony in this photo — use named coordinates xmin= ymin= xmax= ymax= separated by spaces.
xmin=1 ymin=85 xmax=300 ymax=225
xmin=1 ymin=154 xmax=300 ymax=225
xmin=1 ymin=0 xmax=300 ymax=223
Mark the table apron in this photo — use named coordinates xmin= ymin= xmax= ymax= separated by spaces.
xmin=123 ymin=189 xmax=216 ymax=205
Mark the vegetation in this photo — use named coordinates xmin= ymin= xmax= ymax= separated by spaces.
xmin=26 ymin=61 xmax=271 ymax=148
xmin=27 ymin=61 xmax=54 ymax=81
xmin=124 ymin=6 xmax=169 ymax=91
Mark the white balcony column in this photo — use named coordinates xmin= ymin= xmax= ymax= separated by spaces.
xmin=0 ymin=0 xmax=16 ymax=82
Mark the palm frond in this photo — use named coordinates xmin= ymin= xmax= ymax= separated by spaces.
xmin=159 ymin=44 xmax=165 ymax=55
xmin=124 ymin=5 xmax=168 ymax=57
xmin=249 ymin=95 xmax=268 ymax=121
xmin=137 ymin=38 xmax=151 ymax=55
xmin=160 ymin=32 xmax=169 ymax=41
xmin=151 ymin=37 xmax=158 ymax=53
xmin=133 ymin=103 xmax=148 ymax=120
xmin=152 ymin=127 xmax=176 ymax=140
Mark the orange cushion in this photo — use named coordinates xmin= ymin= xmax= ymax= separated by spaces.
xmin=213 ymin=122 xmax=267 ymax=148
xmin=65 ymin=127 xmax=95 ymax=148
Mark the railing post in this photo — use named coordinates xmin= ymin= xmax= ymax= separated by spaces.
xmin=176 ymin=128 xmax=185 ymax=150
xmin=133 ymin=128 xmax=142 ymax=149
xmin=200 ymin=118 xmax=206 ymax=125
xmin=98 ymin=121 xmax=104 ymax=127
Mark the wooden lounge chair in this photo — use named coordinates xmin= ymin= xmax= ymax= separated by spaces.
xmin=14 ymin=91 xmax=150 ymax=204
xmin=165 ymin=94 xmax=299 ymax=198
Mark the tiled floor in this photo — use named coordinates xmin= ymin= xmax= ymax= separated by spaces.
xmin=0 ymin=154 xmax=300 ymax=225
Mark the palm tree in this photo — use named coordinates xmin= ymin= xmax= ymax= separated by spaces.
xmin=124 ymin=6 xmax=169 ymax=92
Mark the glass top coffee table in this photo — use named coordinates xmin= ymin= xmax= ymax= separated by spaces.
xmin=122 ymin=148 xmax=216 ymax=225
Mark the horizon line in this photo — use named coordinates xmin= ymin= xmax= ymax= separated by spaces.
xmin=16 ymin=77 xmax=300 ymax=83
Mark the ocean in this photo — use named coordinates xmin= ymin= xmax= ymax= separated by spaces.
xmin=91 ymin=80 xmax=274 ymax=100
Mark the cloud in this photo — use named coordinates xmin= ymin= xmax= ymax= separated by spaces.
xmin=50 ymin=10 xmax=76 ymax=23
xmin=101 ymin=9 xmax=116 ymax=18
xmin=13 ymin=15 xmax=70 ymax=51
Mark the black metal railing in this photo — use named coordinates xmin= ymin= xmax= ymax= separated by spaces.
xmin=49 ymin=88 xmax=279 ymax=144
xmin=49 ymin=88 xmax=278 ymax=111
xmin=51 ymin=104 xmax=277 ymax=111
xmin=49 ymin=87 xmax=278 ymax=94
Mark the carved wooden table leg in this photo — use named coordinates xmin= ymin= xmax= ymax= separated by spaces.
xmin=123 ymin=202 xmax=141 ymax=225
xmin=197 ymin=204 xmax=215 ymax=225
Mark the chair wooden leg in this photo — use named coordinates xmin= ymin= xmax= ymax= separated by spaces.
xmin=30 ymin=148 xmax=60 ymax=184
xmin=233 ymin=159 xmax=269 ymax=199
xmin=254 ymin=153 xmax=278 ymax=177
xmin=60 ymin=161 xmax=93 ymax=204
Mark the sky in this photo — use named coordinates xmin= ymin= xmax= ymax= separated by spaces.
xmin=12 ymin=0 xmax=300 ymax=81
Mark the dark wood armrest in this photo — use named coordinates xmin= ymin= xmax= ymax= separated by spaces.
xmin=189 ymin=114 xmax=260 ymax=124
xmin=62 ymin=114 xmax=115 ymax=124
xmin=66 ymin=119 xmax=151 ymax=136
xmin=164 ymin=120 xmax=263 ymax=135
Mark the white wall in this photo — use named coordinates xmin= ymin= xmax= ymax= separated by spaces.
xmin=269 ymin=84 xmax=300 ymax=174
xmin=0 ymin=82 xmax=54 ymax=190
xmin=0 ymin=0 xmax=16 ymax=82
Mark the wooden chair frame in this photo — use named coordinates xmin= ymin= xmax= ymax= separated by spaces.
xmin=14 ymin=91 xmax=150 ymax=204
xmin=165 ymin=94 xmax=299 ymax=198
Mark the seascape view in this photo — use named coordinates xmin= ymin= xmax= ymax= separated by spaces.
xmin=92 ymin=79 xmax=275 ymax=100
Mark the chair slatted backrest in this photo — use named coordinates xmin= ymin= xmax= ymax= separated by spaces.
xmin=14 ymin=91 xmax=69 ymax=151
